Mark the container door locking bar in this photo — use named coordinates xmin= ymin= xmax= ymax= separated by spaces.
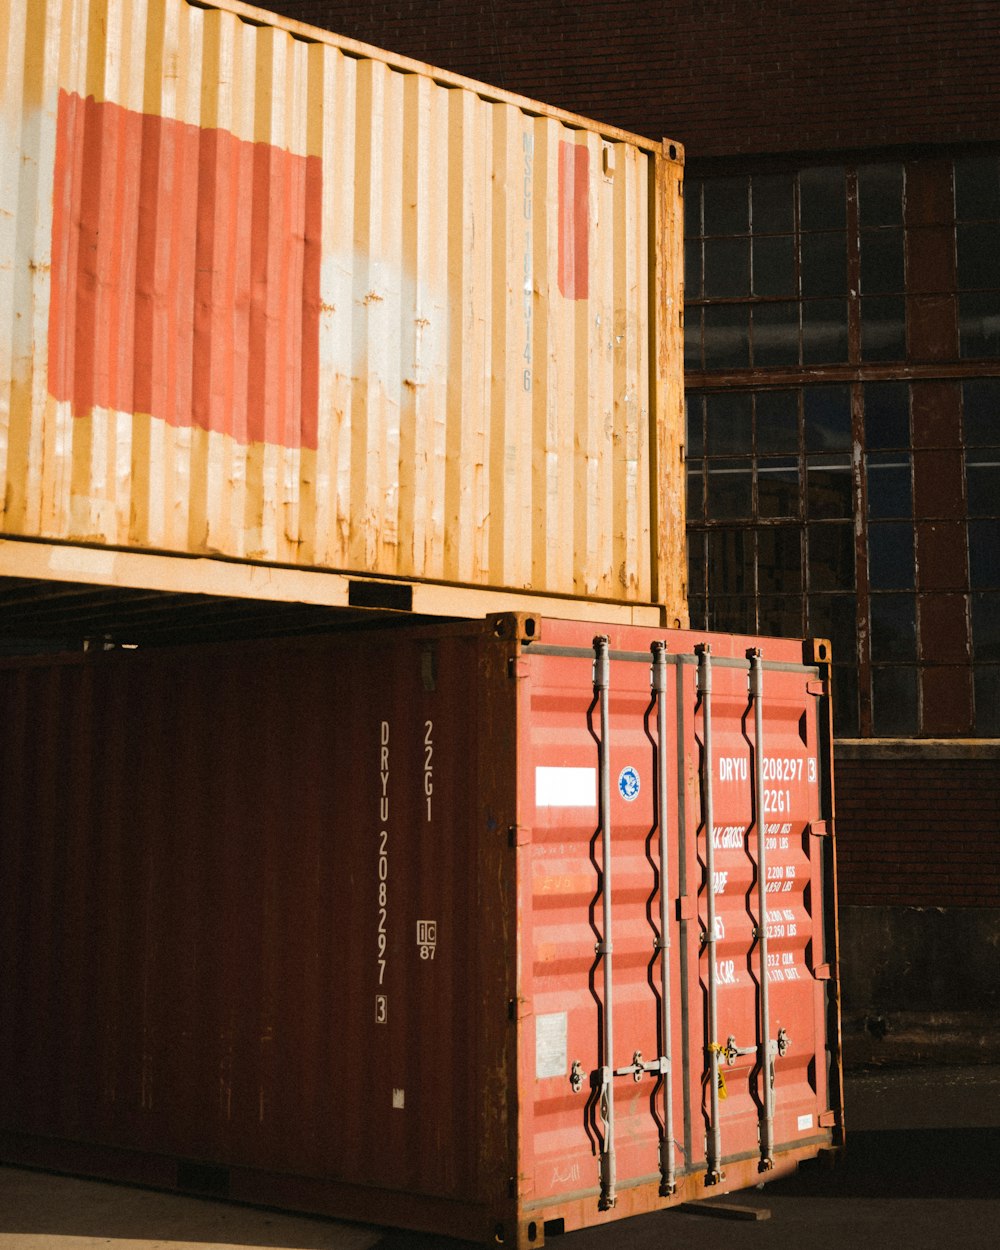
xmin=651 ymin=641 xmax=676 ymax=1195
xmin=592 ymin=636 xmax=617 ymax=1210
xmin=749 ymin=648 xmax=776 ymax=1171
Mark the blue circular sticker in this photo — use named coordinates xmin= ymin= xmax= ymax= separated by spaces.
xmin=618 ymin=766 xmax=640 ymax=802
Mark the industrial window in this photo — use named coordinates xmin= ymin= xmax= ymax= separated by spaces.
xmin=684 ymin=154 xmax=1000 ymax=738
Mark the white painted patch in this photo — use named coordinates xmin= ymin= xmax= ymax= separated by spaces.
xmin=392 ymin=1088 xmax=405 ymax=1110
xmin=798 ymin=1113 xmax=814 ymax=1132
xmin=536 ymin=1012 xmax=568 ymax=1079
xmin=535 ymin=766 xmax=597 ymax=808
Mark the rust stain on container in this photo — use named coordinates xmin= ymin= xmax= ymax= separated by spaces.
xmin=0 ymin=615 xmax=842 ymax=1246
xmin=0 ymin=0 xmax=685 ymax=613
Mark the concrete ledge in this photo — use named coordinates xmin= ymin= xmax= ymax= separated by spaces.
xmin=842 ymin=1010 xmax=1000 ymax=1069
xmin=835 ymin=738 xmax=1000 ymax=760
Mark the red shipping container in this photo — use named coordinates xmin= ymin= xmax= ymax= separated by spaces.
xmin=0 ymin=614 xmax=842 ymax=1246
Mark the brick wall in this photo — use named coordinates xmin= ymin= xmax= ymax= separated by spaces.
xmin=260 ymin=1 xmax=1000 ymax=156
xmin=835 ymin=752 xmax=1000 ymax=908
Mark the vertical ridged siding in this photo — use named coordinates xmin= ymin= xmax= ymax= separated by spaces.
xmin=0 ymin=0 xmax=682 ymax=605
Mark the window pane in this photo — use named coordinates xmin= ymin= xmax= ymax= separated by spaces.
xmin=867 ymin=452 xmax=912 ymax=518
xmin=832 ymin=664 xmax=859 ymax=736
xmin=757 ymin=457 xmax=800 ymax=518
xmin=802 ymin=300 xmax=849 ymax=363
xmin=706 ymin=392 xmax=753 ymax=455
xmin=704 ymin=236 xmax=751 ymax=297
xmin=954 ymin=156 xmax=1000 ymax=221
xmin=752 ymin=302 xmax=799 ymax=366
xmin=685 ymin=239 xmax=702 ymax=297
xmin=801 ymin=231 xmax=847 ymax=296
xmin=688 ymin=595 xmax=708 ymax=630
xmin=868 ymin=522 xmax=915 ymax=589
xmin=800 ymin=167 xmax=847 ymax=231
xmin=709 ymin=529 xmax=752 ymax=595
xmin=752 ymin=235 xmax=796 ymax=296
xmin=860 ymin=230 xmax=905 ymax=294
xmin=687 ymin=463 xmax=705 ymax=520
xmin=686 ymin=395 xmax=705 ymax=457
xmin=808 ymin=523 xmax=855 ymax=590
xmin=751 ymin=174 xmax=795 ymax=233
xmin=703 ymin=304 xmax=751 ymax=369
xmin=758 ymin=594 xmax=804 ymax=638
xmin=963 ymin=378 xmax=1000 ymax=445
xmin=804 ymin=386 xmax=852 ymax=452
xmin=970 ymin=519 xmax=1000 ymax=587
xmin=858 ymin=164 xmax=903 ymax=228
xmin=861 ymin=296 xmax=907 ymax=361
xmin=957 ymin=223 xmax=1000 ymax=290
xmin=967 ymin=450 xmax=1000 ymax=516
xmin=757 ymin=526 xmax=802 ymax=593
xmin=864 ymin=381 xmax=910 ymax=448
xmin=872 ymin=667 xmax=918 ymax=735
xmin=685 ymin=179 xmax=703 ymax=238
xmin=870 ymin=594 xmax=917 ymax=661
xmin=959 ymin=292 xmax=1000 ymax=358
xmin=685 ymin=308 xmax=703 ymax=369
xmin=808 ymin=594 xmax=858 ymax=665
xmin=807 ymin=454 xmax=853 ymax=519
xmin=688 ymin=531 xmax=707 ymax=596
xmin=756 ymin=390 xmax=799 ymax=454
xmin=709 ymin=596 xmax=756 ymax=634
xmin=974 ymin=666 xmax=1000 ymax=735
xmin=706 ymin=460 xmax=752 ymax=518
xmin=703 ymin=177 xmax=749 ymax=236
xmin=972 ymin=592 xmax=1000 ymax=660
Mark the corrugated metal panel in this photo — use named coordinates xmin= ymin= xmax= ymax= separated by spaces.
xmin=0 ymin=0 xmax=684 ymax=611
xmin=0 ymin=616 xmax=840 ymax=1246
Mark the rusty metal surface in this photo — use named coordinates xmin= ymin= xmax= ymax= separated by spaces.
xmin=0 ymin=0 xmax=683 ymax=613
xmin=0 ymin=616 xmax=839 ymax=1247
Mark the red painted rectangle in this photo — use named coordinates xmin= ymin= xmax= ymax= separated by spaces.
xmin=48 ymin=91 xmax=322 ymax=451
xmin=558 ymin=140 xmax=589 ymax=300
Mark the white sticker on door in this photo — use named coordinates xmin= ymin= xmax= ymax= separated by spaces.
xmin=536 ymin=1012 xmax=568 ymax=1079
xmin=535 ymin=766 xmax=596 ymax=808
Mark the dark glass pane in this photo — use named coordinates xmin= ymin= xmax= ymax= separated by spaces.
xmin=959 ymin=291 xmax=1000 ymax=358
xmin=705 ymin=392 xmax=753 ymax=455
xmin=974 ymin=666 xmax=1000 ymax=734
xmin=757 ymin=526 xmax=802 ymax=592
xmin=756 ymin=390 xmax=799 ymax=453
xmin=799 ymin=167 xmax=847 ymax=231
xmin=858 ymin=164 xmax=904 ymax=228
xmin=870 ymin=593 xmax=917 ymax=661
xmin=861 ymin=296 xmax=907 ymax=361
xmin=808 ymin=522 xmax=855 ymax=591
xmin=860 ymin=230 xmax=905 ymax=294
xmin=807 ymin=454 xmax=853 ymax=519
xmin=758 ymin=594 xmax=804 ymax=638
xmin=751 ymin=174 xmax=795 ymax=234
xmin=801 ymin=300 xmax=849 ymax=363
xmin=832 ymin=664 xmax=859 ymax=736
xmin=957 ymin=223 xmax=1000 ymax=290
xmin=752 ymin=235 xmax=796 ymax=296
xmin=970 ymin=519 xmax=1000 ymax=587
xmin=706 ymin=459 xmax=752 ymax=518
xmin=872 ymin=667 xmax=918 ymax=735
xmin=685 ymin=178 xmax=703 ymax=238
xmin=686 ymin=395 xmax=705 ymax=457
xmin=864 ymin=381 xmax=910 ymax=448
xmin=867 ymin=452 xmax=912 ymax=518
xmin=972 ymin=592 xmax=1000 ymax=660
xmin=954 ymin=156 xmax=1000 ymax=221
xmin=752 ymin=302 xmax=799 ymax=366
xmin=684 ymin=308 xmax=703 ymax=369
xmin=685 ymin=238 xmax=702 ymax=297
xmin=757 ymin=457 xmax=800 ymax=518
xmin=688 ymin=595 xmax=708 ymax=630
xmin=804 ymin=386 xmax=852 ymax=452
xmin=967 ymin=451 xmax=1000 ymax=516
xmin=709 ymin=596 xmax=756 ymax=635
xmin=704 ymin=236 xmax=751 ymax=297
xmin=808 ymin=593 xmax=858 ymax=664
xmin=963 ymin=378 xmax=1000 ymax=445
xmin=704 ymin=304 xmax=751 ymax=369
xmin=687 ymin=531 xmax=707 ymax=596
xmin=868 ymin=522 xmax=915 ymax=589
xmin=687 ymin=463 xmax=705 ymax=520
xmin=801 ymin=231 xmax=847 ymax=296
xmin=703 ymin=176 xmax=750 ymax=236
xmin=708 ymin=529 xmax=752 ymax=596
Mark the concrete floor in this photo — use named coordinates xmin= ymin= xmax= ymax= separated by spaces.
xmin=2 ymin=1066 xmax=999 ymax=1250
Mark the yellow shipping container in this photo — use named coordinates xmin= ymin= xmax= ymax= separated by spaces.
xmin=0 ymin=0 xmax=685 ymax=623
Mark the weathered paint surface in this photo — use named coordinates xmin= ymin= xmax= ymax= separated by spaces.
xmin=0 ymin=0 xmax=684 ymax=611
xmin=0 ymin=616 xmax=840 ymax=1246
